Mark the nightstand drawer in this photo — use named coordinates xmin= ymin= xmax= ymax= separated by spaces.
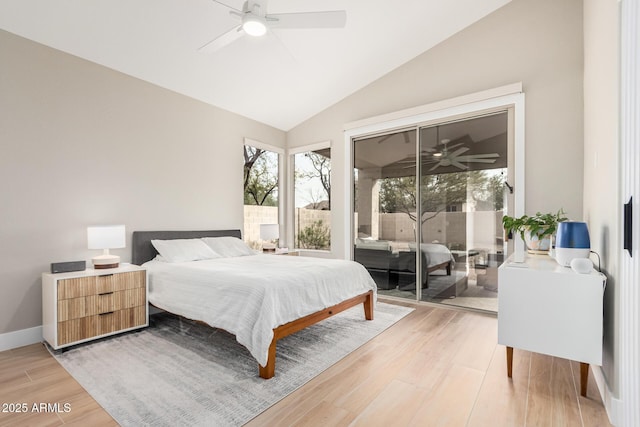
xmin=57 ymin=270 xmax=145 ymax=300
xmin=57 ymin=306 xmax=146 ymax=345
xmin=57 ymin=288 xmax=146 ymax=321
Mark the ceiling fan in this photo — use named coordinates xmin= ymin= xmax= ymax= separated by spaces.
xmin=424 ymin=139 xmax=500 ymax=171
xmin=398 ymin=138 xmax=500 ymax=171
xmin=199 ymin=0 xmax=347 ymax=53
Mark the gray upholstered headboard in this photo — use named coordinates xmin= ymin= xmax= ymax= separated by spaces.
xmin=131 ymin=229 xmax=242 ymax=265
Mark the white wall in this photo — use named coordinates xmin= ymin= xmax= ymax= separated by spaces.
xmin=0 ymin=29 xmax=286 ymax=335
xmin=583 ymin=0 xmax=621 ymax=408
xmin=287 ymin=0 xmax=585 ymax=260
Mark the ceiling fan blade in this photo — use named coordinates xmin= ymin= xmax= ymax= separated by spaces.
xmin=451 ymin=160 xmax=469 ymax=170
xmin=428 ymin=163 xmax=443 ymax=172
xmin=377 ymin=134 xmax=393 ymax=144
xmin=457 ymin=158 xmax=498 ymax=164
xmin=454 ymin=154 xmax=499 ymax=161
xmin=267 ymin=10 xmax=347 ymax=29
xmin=448 ymin=147 xmax=470 ymax=158
xmin=198 ymin=25 xmax=243 ymax=53
xmin=211 ymin=0 xmax=244 ymax=12
xmin=445 ymin=142 xmax=464 ymax=150
xmin=462 ymin=153 xmax=500 ymax=159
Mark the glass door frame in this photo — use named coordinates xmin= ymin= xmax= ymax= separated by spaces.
xmin=344 ymin=88 xmax=526 ymax=280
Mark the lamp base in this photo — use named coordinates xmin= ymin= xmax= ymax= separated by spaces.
xmin=92 ymin=254 xmax=120 ymax=269
xmin=94 ymin=262 xmax=119 ymax=269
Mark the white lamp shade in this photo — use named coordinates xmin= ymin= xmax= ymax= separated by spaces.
xmin=87 ymin=225 xmax=126 ymax=250
xmin=260 ymin=224 xmax=279 ymax=241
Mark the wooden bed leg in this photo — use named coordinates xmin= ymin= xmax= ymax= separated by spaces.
xmin=446 ymin=261 xmax=452 ymax=276
xmin=364 ymin=291 xmax=374 ymax=320
xmin=259 ymin=336 xmax=277 ymax=379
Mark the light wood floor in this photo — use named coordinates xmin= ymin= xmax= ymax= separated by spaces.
xmin=0 ymin=301 xmax=611 ymax=427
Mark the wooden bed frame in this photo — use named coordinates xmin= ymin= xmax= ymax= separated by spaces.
xmin=131 ymin=229 xmax=374 ymax=379
xmin=429 ymin=260 xmax=452 ymax=276
xmin=260 ymin=291 xmax=373 ymax=378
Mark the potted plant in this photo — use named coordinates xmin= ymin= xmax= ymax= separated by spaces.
xmin=502 ymin=209 xmax=568 ymax=253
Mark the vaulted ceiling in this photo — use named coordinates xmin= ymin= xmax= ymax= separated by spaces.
xmin=0 ymin=0 xmax=510 ymax=131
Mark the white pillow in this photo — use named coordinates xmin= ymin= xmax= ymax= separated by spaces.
xmin=355 ymin=239 xmax=390 ymax=251
xmin=151 ymin=238 xmax=219 ymax=263
xmin=201 ymin=236 xmax=257 ymax=257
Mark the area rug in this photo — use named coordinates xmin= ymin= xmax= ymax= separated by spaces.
xmin=53 ymin=302 xmax=413 ymax=426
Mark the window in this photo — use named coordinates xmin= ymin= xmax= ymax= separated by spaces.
xmin=291 ymin=144 xmax=331 ymax=251
xmin=243 ymin=141 xmax=281 ymax=249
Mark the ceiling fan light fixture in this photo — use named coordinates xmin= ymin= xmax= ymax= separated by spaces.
xmin=242 ymin=14 xmax=267 ymax=37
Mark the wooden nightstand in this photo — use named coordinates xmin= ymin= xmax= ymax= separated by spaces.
xmin=42 ymin=264 xmax=148 ymax=349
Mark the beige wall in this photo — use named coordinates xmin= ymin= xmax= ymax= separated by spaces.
xmin=0 ymin=29 xmax=286 ymax=335
xmin=583 ymin=0 xmax=620 ymax=400
xmin=287 ymin=0 xmax=585 ymax=259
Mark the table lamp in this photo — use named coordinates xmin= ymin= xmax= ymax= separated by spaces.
xmin=87 ymin=225 xmax=126 ymax=269
xmin=260 ymin=224 xmax=279 ymax=252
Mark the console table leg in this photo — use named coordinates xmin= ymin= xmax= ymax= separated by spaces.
xmin=580 ymin=362 xmax=589 ymax=397
xmin=506 ymin=346 xmax=513 ymax=378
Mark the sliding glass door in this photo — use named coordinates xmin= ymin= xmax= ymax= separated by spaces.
xmin=417 ymin=112 xmax=507 ymax=311
xmin=354 ymin=129 xmax=419 ymax=296
xmin=352 ymin=111 xmax=510 ymax=313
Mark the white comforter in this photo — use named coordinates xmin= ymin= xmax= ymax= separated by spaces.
xmin=144 ymin=255 xmax=377 ymax=366
xmin=420 ymin=243 xmax=455 ymax=268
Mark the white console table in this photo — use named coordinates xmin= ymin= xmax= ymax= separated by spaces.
xmin=498 ymin=253 xmax=605 ymax=396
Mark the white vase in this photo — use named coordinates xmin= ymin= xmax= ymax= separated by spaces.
xmin=523 ymin=230 xmax=551 ymax=253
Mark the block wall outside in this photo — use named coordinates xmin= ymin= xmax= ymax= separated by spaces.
xmin=246 ymin=205 xmax=502 ymax=253
xmin=378 ymin=210 xmax=503 ymax=253
xmin=243 ymin=205 xmax=278 ymax=249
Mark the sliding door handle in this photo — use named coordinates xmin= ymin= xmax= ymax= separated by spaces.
xmin=624 ymin=197 xmax=632 ymax=257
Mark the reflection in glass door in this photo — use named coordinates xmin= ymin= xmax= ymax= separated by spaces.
xmin=417 ymin=112 xmax=507 ymax=312
xmin=353 ymin=129 xmax=418 ymax=299
xmin=352 ymin=112 xmax=509 ymax=313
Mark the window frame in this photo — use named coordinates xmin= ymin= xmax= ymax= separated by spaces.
xmin=287 ymin=141 xmax=332 ymax=254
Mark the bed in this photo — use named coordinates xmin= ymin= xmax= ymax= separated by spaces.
xmin=131 ymin=229 xmax=376 ymax=379
xmin=420 ymin=243 xmax=455 ymax=275
xmin=393 ymin=244 xmax=453 ymax=290
xmin=354 ymin=240 xmax=454 ymax=290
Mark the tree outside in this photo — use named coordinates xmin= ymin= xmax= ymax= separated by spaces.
xmin=297 ymin=219 xmax=330 ymax=249
xmin=244 ymin=145 xmax=278 ymax=207
xmin=295 ymin=151 xmax=331 ymax=209
xmin=379 ymin=169 xmax=505 ymax=232
xmin=294 ymin=150 xmax=331 ymax=250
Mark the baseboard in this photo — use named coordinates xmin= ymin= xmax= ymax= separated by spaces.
xmin=0 ymin=326 xmax=43 ymax=352
xmin=592 ymin=365 xmax=622 ymax=426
